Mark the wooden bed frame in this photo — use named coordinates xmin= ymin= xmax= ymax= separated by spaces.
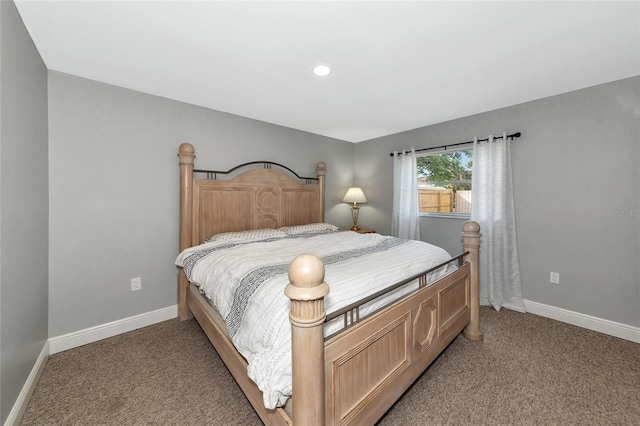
xmin=177 ymin=143 xmax=483 ymax=425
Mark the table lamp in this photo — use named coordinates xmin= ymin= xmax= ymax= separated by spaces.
xmin=342 ymin=187 xmax=368 ymax=231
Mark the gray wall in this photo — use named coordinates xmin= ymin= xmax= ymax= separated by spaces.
xmin=355 ymin=76 xmax=640 ymax=327
xmin=48 ymin=71 xmax=355 ymax=337
xmin=0 ymin=1 xmax=49 ymax=423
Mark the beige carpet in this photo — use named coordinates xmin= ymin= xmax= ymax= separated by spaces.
xmin=21 ymin=307 xmax=640 ymax=425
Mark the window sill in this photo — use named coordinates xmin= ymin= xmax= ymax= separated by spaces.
xmin=420 ymin=213 xmax=471 ymax=220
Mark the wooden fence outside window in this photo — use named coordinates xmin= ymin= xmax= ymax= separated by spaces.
xmin=419 ymin=189 xmax=471 ymax=214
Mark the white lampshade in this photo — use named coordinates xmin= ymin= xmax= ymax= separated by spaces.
xmin=342 ymin=187 xmax=367 ymax=204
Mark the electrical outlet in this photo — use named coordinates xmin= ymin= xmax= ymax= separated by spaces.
xmin=131 ymin=277 xmax=142 ymax=291
xmin=550 ymin=272 xmax=560 ymax=285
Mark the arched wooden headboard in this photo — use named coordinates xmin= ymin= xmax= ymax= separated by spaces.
xmin=178 ymin=143 xmax=326 ymax=250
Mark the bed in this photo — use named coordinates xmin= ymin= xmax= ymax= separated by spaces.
xmin=176 ymin=143 xmax=483 ymax=425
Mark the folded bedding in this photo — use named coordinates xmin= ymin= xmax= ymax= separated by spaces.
xmin=175 ymin=228 xmax=452 ymax=409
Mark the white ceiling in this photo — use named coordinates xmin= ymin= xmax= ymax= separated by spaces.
xmin=15 ymin=1 xmax=640 ymax=143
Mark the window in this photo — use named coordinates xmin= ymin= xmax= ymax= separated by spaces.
xmin=416 ymin=148 xmax=472 ymax=217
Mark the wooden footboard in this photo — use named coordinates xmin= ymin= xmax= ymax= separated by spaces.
xmin=324 ymin=265 xmax=470 ymax=425
xmin=286 ymin=222 xmax=482 ymax=426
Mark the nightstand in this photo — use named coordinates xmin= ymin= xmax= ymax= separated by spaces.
xmin=340 ymin=228 xmax=375 ymax=234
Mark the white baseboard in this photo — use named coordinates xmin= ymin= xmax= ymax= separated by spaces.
xmin=523 ymin=299 xmax=640 ymax=344
xmin=48 ymin=305 xmax=178 ymax=354
xmin=4 ymin=342 xmax=50 ymax=426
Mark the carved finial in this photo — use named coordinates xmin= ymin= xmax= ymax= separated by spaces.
xmin=178 ymin=143 xmax=195 ymax=165
xmin=288 ymin=253 xmax=325 ymax=289
xmin=462 ymin=220 xmax=481 ymax=249
xmin=462 ymin=220 xmax=480 ymax=234
xmin=316 ymin=161 xmax=326 ymax=176
xmin=285 ymin=254 xmax=329 ymax=318
xmin=179 ymin=143 xmax=194 ymax=154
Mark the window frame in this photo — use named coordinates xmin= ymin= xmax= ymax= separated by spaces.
xmin=416 ymin=145 xmax=473 ymax=219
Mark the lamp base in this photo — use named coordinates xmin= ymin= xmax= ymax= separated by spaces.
xmin=350 ymin=205 xmax=361 ymax=232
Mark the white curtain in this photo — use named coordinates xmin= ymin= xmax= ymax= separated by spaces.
xmin=392 ymin=148 xmax=420 ymax=240
xmin=471 ymin=133 xmax=526 ymax=312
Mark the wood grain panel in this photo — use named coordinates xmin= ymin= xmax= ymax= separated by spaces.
xmin=438 ymin=273 xmax=470 ymax=333
xmin=193 ymin=184 xmax=254 ymax=244
xmin=233 ymin=168 xmax=298 ymax=185
xmin=255 ymin=187 xmax=281 ymax=228
xmin=281 ymin=188 xmax=321 ymax=225
xmin=329 ymin=315 xmax=410 ymax=425
xmin=413 ymin=298 xmax=438 ymax=353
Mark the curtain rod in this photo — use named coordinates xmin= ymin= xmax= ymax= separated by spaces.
xmin=389 ymin=132 xmax=522 ymax=157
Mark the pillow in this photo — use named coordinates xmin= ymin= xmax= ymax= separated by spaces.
xmin=205 ymin=228 xmax=287 ymax=243
xmin=278 ymin=223 xmax=338 ymax=235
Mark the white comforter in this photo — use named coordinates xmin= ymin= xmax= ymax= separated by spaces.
xmin=175 ymin=231 xmax=452 ymax=409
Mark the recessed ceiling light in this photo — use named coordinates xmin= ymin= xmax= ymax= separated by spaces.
xmin=313 ymin=65 xmax=332 ymax=77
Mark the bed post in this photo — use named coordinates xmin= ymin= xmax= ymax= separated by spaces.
xmin=462 ymin=220 xmax=483 ymax=340
xmin=178 ymin=143 xmax=195 ymax=321
xmin=316 ymin=162 xmax=326 ymax=223
xmin=285 ymin=254 xmax=330 ymax=426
